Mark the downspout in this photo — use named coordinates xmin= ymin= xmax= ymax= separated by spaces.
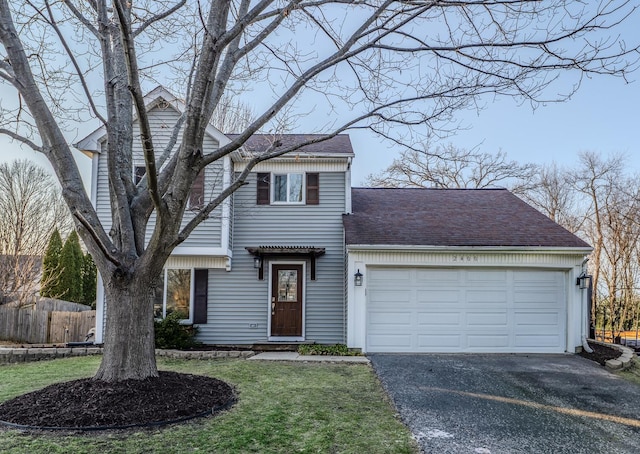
xmin=580 ymin=257 xmax=594 ymax=353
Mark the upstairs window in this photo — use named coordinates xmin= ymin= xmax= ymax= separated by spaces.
xmin=257 ymin=172 xmax=319 ymax=205
xmin=189 ymin=170 xmax=205 ymax=210
xmin=274 ymin=173 xmax=303 ymax=203
xmin=134 ymin=166 xmax=146 ymax=184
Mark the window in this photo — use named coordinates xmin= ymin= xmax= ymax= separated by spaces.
xmin=134 ymin=166 xmax=146 ymax=184
xmin=274 ymin=173 xmax=303 ymax=203
xmin=188 ymin=170 xmax=205 ymax=209
xmin=256 ymin=172 xmax=319 ymax=205
xmin=166 ymin=269 xmax=192 ymax=319
xmin=153 ymin=268 xmax=209 ymax=324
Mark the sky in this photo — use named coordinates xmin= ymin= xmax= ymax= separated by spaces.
xmin=348 ymin=71 xmax=640 ymax=185
xmin=0 ymin=4 xmax=639 ymax=190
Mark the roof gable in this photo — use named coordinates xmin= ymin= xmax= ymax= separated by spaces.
xmin=343 ymin=188 xmax=591 ymax=249
xmin=74 ymin=86 xmax=230 ymax=154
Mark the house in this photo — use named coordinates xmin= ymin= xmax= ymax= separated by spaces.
xmin=76 ymin=87 xmax=592 ymax=354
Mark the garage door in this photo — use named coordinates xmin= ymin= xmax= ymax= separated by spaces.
xmin=366 ymin=268 xmax=566 ymax=353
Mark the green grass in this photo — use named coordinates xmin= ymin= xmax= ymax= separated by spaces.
xmin=0 ymin=357 xmax=417 ymax=454
xmin=618 ymin=357 xmax=640 ymax=386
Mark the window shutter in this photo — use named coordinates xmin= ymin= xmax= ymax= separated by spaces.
xmin=193 ymin=269 xmax=208 ymax=324
xmin=189 ymin=170 xmax=205 ymax=209
xmin=257 ymin=173 xmax=270 ymax=205
xmin=306 ymin=173 xmax=319 ymax=205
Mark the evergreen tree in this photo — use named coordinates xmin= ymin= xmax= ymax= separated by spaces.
xmin=40 ymin=229 xmax=63 ymax=298
xmin=81 ymin=252 xmax=97 ymax=307
xmin=59 ymin=230 xmax=84 ymax=302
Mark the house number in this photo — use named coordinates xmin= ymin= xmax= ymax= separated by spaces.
xmin=452 ymin=255 xmax=478 ymax=262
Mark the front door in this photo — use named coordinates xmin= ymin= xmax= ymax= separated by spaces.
xmin=271 ymin=264 xmax=303 ymax=337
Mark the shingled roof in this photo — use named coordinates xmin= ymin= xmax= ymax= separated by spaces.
xmin=343 ymin=188 xmax=591 ymax=248
xmin=227 ymin=134 xmax=354 ymax=156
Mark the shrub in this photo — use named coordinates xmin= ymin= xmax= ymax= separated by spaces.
xmin=297 ymin=343 xmax=361 ymax=356
xmin=154 ymin=312 xmax=200 ymax=349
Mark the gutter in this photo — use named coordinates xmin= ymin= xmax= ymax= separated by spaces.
xmin=345 ymin=244 xmax=594 ymax=255
xmin=580 ymin=257 xmax=594 ymax=354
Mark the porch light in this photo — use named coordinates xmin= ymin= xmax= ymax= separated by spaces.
xmin=576 ymin=272 xmax=591 ymax=289
xmin=253 ymin=256 xmax=262 ymax=269
xmin=354 ymin=269 xmax=363 ymax=286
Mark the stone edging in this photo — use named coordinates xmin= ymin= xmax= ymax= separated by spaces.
xmin=0 ymin=346 xmax=103 ymax=364
xmin=0 ymin=346 xmax=254 ymax=365
xmin=588 ymin=339 xmax=635 ymax=371
xmin=155 ymin=349 xmax=255 ymax=359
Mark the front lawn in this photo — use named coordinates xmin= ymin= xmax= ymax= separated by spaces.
xmin=0 ymin=356 xmax=417 ymax=454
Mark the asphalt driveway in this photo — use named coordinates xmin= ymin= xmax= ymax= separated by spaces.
xmin=369 ymin=354 xmax=640 ymax=454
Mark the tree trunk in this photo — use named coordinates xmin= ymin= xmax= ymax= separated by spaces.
xmin=94 ymin=269 xmax=158 ymax=381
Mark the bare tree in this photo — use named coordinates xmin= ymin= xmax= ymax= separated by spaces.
xmin=366 ymin=144 xmax=538 ymax=193
xmin=0 ymin=160 xmax=72 ymax=306
xmin=593 ymin=177 xmax=640 ymax=340
xmin=0 ymin=1 xmax=637 ymax=381
xmin=211 ymin=94 xmax=254 ymax=134
xmin=520 ymin=162 xmax=585 ymax=233
xmin=573 ymin=152 xmax=629 ymax=338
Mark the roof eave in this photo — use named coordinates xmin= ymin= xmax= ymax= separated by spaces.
xmin=345 ymin=244 xmax=594 ymax=255
xmin=232 ymin=152 xmax=354 ymax=162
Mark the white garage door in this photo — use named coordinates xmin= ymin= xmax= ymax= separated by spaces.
xmin=366 ymin=268 xmax=567 ymax=353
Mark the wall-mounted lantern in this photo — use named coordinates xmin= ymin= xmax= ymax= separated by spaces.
xmin=576 ymin=272 xmax=591 ymax=289
xmin=354 ymin=269 xmax=363 ymax=286
xmin=253 ymin=256 xmax=262 ymax=269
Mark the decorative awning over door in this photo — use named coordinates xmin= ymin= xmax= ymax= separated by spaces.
xmin=246 ymin=246 xmax=326 ymax=280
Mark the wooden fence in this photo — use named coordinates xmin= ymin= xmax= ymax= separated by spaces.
xmin=0 ymin=306 xmax=96 ymax=344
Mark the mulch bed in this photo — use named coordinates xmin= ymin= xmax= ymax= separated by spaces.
xmin=0 ymin=371 xmax=235 ymax=430
xmin=578 ymin=341 xmax=621 ymax=366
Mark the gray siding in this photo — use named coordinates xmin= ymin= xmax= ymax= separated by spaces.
xmin=198 ymin=171 xmax=346 ymax=345
xmin=94 ymin=105 xmax=225 ymax=249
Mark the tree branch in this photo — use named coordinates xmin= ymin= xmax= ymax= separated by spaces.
xmin=133 ymin=0 xmax=187 ymax=37
xmin=0 ymin=128 xmax=42 ymax=152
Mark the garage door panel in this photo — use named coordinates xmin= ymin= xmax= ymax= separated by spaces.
xmin=369 ymin=290 xmax=412 ymax=304
xmin=417 ymin=311 xmax=462 ymax=327
xmin=466 ymin=311 xmax=508 ymax=327
xmin=515 ymin=311 xmax=559 ymax=327
xmin=369 ymin=268 xmax=411 ymax=283
xmin=369 ymin=311 xmax=412 ymax=327
xmin=368 ymin=334 xmax=413 ymax=350
xmin=367 ymin=267 xmax=566 ymax=353
xmin=466 ymin=290 xmax=508 ymax=305
xmin=514 ymin=290 xmax=562 ymax=306
xmin=513 ymin=270 xmax=561 ymax=284
xmin=515 ymin=334 xmax=561 ymax=348
xmin=467 ymin=270 xmax=507 ymax=283
xmin=466 ymin=334 xmax=509 ymax=348
xmin=417 ymin=334 xmax=462 ymax=348
xmin=417 ymin=289 xmax=460 ymax=305
xmin=416 ymin=269 xmax=461 ymax=284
